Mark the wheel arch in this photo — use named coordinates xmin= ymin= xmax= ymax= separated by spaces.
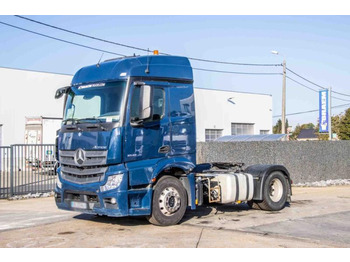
xmin=245 ymin=164 xmax=292 ymax=201
xmin=151 ymin=157 xmax=195 ymax=183
xmin=150 ymin=157 xmax=196 ymax=208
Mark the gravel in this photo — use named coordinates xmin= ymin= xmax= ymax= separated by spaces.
xmin=8 ymin=192 xmax=54 ymax=200
xmin=293 ymin=179 xmax=350 ymax=187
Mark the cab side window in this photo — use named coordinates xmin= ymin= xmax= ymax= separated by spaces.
xmin=130 ymin=86 xmax=165 ymax=122
xmin=130 ymin=87 xmax=141 ymax=120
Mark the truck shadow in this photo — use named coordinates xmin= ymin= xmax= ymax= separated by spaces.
xmin=73 ymin=213 xmax=150 ymax=226
xmin=72 ymin=202 xmax=290 ymax=226
xmin=181 ymin=203 xmax=251 ymax=223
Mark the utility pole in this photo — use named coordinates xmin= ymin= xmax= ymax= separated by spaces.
xmin=282 ymin=59 xmax=286 ymax=134
xmin=328 ymin=86 xmax=332 ymax=140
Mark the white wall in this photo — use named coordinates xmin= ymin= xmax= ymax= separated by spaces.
xmin=0 ymin=67 xmax=72 ymax=146
xmin=194 ymin=88 xmax=273 ymax=142
xmin=0 ymin=125 xmax=2 ymax=147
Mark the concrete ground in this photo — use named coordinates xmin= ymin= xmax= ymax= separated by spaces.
xmin=0 ymin=186 xmax=349 ymax=248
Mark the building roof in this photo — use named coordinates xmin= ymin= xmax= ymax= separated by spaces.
xmin=297 ymin=129 xmax=318 ymax=139
xmin=216 ymin=134 xmax=287 ymax=142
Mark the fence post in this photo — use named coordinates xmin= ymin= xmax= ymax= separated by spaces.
xmin=10 ymin=145 xmax=14 ymax=198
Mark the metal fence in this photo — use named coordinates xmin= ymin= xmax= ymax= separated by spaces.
xmin=0 ymin=144 xmax=57 ymax=199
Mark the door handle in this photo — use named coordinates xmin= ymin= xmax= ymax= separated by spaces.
xmin=158 ymin=145 xmax=170 ymax=154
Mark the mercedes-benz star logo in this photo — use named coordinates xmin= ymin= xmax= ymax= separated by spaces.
xmin=74 ymin=148 xmax=86 ymax=166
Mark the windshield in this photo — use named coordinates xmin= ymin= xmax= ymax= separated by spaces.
xmin=64 ymin=81 xmax=127 ymax=123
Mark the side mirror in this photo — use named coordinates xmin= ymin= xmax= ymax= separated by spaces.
xmin=55 ymin=86 xmax=71 ymax=99
xmin=139 ymin=85 xmax=152 ymax=120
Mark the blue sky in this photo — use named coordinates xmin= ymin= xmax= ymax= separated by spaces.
xmin=0 ymin=15 xmax=350 ymax=128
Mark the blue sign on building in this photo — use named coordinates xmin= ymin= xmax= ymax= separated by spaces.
xmin=319 ymin=89 xmax=329 ymax=133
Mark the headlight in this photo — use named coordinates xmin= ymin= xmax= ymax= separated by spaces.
xmin=56 ymin=175 xmax=62 ymax=189
xmin=100 ymin=174 xmax=123 ymax=192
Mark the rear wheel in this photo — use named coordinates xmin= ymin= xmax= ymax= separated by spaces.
xmin=257 ymin=171 xmax=288 ymax=211
xmin=147 ymin=176 xmax=187 ymax=226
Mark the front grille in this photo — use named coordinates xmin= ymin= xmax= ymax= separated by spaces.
xmin=59 ymin=150 xmax=107 ymax=184
xmin=60 ymin=150 xmax=107 ymax=166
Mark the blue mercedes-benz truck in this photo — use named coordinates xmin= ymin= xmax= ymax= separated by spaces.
xmin=54 ymin=54 xmax=292 ymax=226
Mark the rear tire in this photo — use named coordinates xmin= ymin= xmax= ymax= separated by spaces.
xmin=147 ymin=176 xmax=187 ymax=226
xmin=257 ymin=171 xmax=288 ymax=211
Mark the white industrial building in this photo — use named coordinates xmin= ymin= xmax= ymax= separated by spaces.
xmin=0 ymin=67 xmax=272 ymax=145
xmin=0 ymin=67 xmax=71 ymax=146
xmin=195 ymin=88 xmax=272 ymax=142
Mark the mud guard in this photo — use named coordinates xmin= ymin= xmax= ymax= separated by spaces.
xmin=244 ymin=164 xmax=292 ymax=201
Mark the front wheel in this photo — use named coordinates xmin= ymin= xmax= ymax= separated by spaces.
xmin=147 ymin=176 xmax=187 ymax=226
xmin=257 ymin=171 xmax=288 ymax=211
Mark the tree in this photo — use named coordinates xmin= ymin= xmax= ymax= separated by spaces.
xmin=314 ymin=108 xmax=350 ymax=140
xmin=273 ymin=118 xmax=289 ymax=134
xmin=338 ymin=108 xmax=350 ymax=140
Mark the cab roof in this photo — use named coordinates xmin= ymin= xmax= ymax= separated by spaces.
xmin=71 ymin=55 xmax=193 ymax=86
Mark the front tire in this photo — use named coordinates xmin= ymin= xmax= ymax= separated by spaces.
xmin=147 ymin=176 xmax=187 ymax=226
xmin=257 ymin=171 xmax=288 ymax=211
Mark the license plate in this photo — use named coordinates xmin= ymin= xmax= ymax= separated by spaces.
xmin=71 ymin=201 xmax=88 ymax=209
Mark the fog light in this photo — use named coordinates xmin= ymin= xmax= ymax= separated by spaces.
xmin=100 ymin=174 xmax=123 ymax=192
xmin=56 ymin=176 xmax=62 ymax=189
xmin=110 ymin=198 xmax=117 ymax=205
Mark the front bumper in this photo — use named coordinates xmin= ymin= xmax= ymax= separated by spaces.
xmin=55 ymin=164 xmax=153 ymax=217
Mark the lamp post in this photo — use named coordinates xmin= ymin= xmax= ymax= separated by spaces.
xmin=271 ymin=51 xmax=286 ymax=134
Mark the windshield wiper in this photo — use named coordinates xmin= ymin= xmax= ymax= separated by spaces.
xmin=77 ymin=117 xmax=103 ymax=123
xmin=77 ymin=117 xmax=107 ymax=131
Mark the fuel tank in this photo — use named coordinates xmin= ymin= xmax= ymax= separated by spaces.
xmin=210 ymin=173 xmax=254 ymax=204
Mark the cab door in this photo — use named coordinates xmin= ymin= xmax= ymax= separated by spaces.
xmin=124 ymin=83 xmax=170 ymax=186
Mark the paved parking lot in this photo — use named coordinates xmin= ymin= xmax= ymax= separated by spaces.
xmin=0 ymin=186 xmax=349 ymax=248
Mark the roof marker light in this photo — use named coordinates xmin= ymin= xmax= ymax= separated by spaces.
xmin=153 ymin=50 xmax=159 ymax=55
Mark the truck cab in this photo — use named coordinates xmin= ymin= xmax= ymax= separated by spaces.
xmin=55 ymin=55 xmax=199 ymax=224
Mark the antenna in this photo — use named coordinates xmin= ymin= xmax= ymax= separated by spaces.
xmin=96 ymin=52 xmax=104 ymax=67
xmin=145 ymin=48 xmax=150 ymax=74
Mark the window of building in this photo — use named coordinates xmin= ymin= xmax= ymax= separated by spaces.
xmin=205 ymin=129 xmax=223 ymax=142
xmin=231 ymin=123 xmax=254 ymax=135
xmin=260 ymin=130 xmax=270 ymax=135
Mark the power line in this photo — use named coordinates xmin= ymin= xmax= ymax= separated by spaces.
xmin=273 ymin=102 xmax=350 ymax=118
xmin=287 ymin=67 xmax=350 ymax=98
xmin=4 ymin=17 xmax=350 ymax=97
xmin=332 ymin=90 xmax=350 ymax=97
xmin=286 ymin=76 xmax=350 ymax=102
xmin=14 ymin=15 xmax=150 ymax=53
xmin=286 ymin=67 xmax=327 ymax=90
xmin=193 ymin=67 xmax=282 ymax=75
xmin=286 ymin=76 xmax=318 ymax=93
xmin=0 ymin=21 xmax=281 ymax=76
xmin=188 ymin=57 xmax=281 ymax=67
xmin=0 ymin=21 xmax=127 ymax=57
xmin=14 ymin=15 xmax=282 ymax=67
xmin=332 ymin=95 xmax=350 ymax=102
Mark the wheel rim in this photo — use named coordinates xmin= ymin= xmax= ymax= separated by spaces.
xmin=269 ymin=178 xmax=283 ymax=202
xmin=158 ymin=187 xmax=181 ymax=216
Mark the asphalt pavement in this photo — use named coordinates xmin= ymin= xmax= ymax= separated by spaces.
xmin=0 ymin=186 xmax=349 ymax=248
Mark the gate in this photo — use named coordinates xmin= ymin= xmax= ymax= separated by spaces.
xmin=0 ymin=144 xmax=57 ymax=199
xmin=0 ymin=146 xmax=10 ymax=199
